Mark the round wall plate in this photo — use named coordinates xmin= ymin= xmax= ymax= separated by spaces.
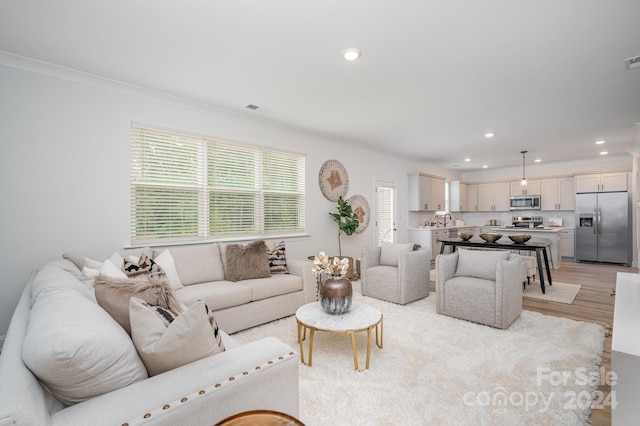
xmin=348 ymin=194 xmax=370 ymax=234
xmin=318 ymin=159 xmax=349 ymax=201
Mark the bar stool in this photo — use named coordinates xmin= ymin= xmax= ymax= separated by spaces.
xmin=521 ymin=255 xmax=537 ymax=288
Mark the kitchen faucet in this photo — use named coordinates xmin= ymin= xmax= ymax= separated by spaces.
xmin=443 ymin=213 xmax=452 ymax=227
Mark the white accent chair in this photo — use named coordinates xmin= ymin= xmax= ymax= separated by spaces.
xmin=435 ymin=249 xmax=525 ymax=329
xmin=361 ymin=243 xmax=431 ymax=305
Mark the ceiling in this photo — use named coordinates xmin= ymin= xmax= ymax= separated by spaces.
xmin=1 ymin=0 xmax=640 ymax=171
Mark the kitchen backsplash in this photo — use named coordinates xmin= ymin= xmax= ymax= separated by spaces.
xmin=460 ymin=211 xmax=575 ymax=228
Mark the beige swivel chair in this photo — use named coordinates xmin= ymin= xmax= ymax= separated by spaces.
xmin=360 ymin=243 xmax=431 ymax=305
xmin=435 ymin=249 xmax=525 ymax=329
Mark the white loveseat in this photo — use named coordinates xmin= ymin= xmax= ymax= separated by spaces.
xmin=0 ymin=241 xmax=313 ymax=425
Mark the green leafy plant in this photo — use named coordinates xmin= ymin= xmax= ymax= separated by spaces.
xmin=329 ymin=196 xmax=359 ymax=257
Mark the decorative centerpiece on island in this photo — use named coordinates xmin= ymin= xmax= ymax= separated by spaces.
xmin=311 ymin=252 xmax=352 ymax=315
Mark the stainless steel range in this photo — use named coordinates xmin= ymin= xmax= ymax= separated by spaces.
xmin=512 ymin=216 xmax=543 ymax=228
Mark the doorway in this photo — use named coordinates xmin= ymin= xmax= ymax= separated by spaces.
xmin=375 ymin=181 xmax=396 ymax=246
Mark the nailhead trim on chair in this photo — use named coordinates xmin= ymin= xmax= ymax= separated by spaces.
xmin=120 ymin=351 xmax=297 ymax=426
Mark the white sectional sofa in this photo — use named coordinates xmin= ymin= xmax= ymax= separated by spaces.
xmin=165 ymin=242 xmax=316 ymax=333
xmin=0 ymin=241 xmax=314 ymax=425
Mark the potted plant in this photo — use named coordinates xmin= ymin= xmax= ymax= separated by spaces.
xmin=329 ymin=196 xmax=359 ymax=278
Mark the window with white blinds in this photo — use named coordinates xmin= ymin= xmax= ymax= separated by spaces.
xmin=131 ymin=126 xmax=305 ymax=244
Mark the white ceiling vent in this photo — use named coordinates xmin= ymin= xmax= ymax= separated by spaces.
xmin=625 ymin=55 xmax=640 ymax=70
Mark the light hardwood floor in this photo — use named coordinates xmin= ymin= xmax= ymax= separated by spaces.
xmin=430 ymin=258 xmax=637 ymax=426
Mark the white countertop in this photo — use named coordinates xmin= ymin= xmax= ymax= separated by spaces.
xmin=491 ymin=227 xmax=562 ymax=233
xmin=408 ymin=226 xmax=475 ymax=231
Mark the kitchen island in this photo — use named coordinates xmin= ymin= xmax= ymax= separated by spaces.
xmin=487 ymin=227 xmax=562 ymax=269
xmin=437 ymin=236 xmax=553 ymax=293
xmin=408 ymin=226 xmax=477 ymax=260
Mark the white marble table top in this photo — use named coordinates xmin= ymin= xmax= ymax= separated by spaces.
xmin=295 ymin=301 xmax=382 ymax=331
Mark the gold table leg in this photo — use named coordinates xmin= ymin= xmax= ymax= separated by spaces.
xmin=349 ymin=331 xmax=359 ymax=371
xmin=297 ymin=321 xmax=306 ymax=365
xmin=308 ymin=328 xmax=315 ymax=366
xmin=376 ymin=314 xmax=384 ymax=348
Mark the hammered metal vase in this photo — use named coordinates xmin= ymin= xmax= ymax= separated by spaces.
xmin=320 ymin=275 xmax=352 ymax=315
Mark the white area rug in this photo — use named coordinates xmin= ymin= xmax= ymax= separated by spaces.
xmin=523 ymin=282 xmax=581 ymax=304
xmin=430 ymin=269 xmax=581 ymax=304
xmin=232 ymin=288 xmax=605 ymax=425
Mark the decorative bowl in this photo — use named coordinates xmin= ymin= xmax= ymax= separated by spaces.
xmin=457 ymin=232 xmax=473 ymax=241
xmin=508 ymin=234 xmax=532 ymax=244
xmin=479 ymin=233 xmax=503 ymax=243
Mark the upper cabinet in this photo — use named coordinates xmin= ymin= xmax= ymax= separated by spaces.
xmin=541 ymin=178 xmax=575 ymax=211
xmin=575 ymin=172 xmax=628 ymax=193
xmin=510 ymin=179 xmax=540 ymax=196
xmin=449 ymin=181 xmax=469 ymax=212
xmin=408 ymin=173 xmax=446 ymax=211
xmin=477 ymin=182 xmax=510 ymax=211
xmin=467 ymin=184 xmax=478 ymax=212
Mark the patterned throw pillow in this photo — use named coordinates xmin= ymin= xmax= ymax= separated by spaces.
xmin=123 ymin=253 xmax=165 ymax=279
xmin=268 ymin=241 xmax=289 ymax=274
xmin=129 ymin=298 xmax=226 ymax=376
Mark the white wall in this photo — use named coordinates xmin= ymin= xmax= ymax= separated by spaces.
xmin=0 ymin=60 xmax=457 ymax=339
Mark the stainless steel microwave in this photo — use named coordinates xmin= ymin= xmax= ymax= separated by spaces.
xmin=510 ymin=195 xmax=541 ymax=210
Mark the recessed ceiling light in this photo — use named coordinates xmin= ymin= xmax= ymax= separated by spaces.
xmin=534 ymin=158 xmax=541 ymax=163
xmin=484 ymin=132 xmax=495 ymax=138
xmin=245 ymin=104 xmax=259 ymax=110
xmin=343 ymin=48 xmax=361 ymax=61
xmin=600 ymin=151 xmax=608 ymax=155
xmin=482 ymin=165 xmax=488 ymax=168
xmin=464 ymin=158 xmax=471 ymax=162
xmin=595 ymin=140 xmax=605 ymax=145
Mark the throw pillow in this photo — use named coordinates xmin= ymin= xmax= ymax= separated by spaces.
xmin=123 ymin=253 xmax=165 ymax=279
xmin=93 ymin=274 xmax=183 ymax=335
xmin=129 ymin=298 xmax=225 ymax=376
xmin=22 ymin=286 xmax=147 ymax=406
xmin=267 ymin=241 xmax=289 ymax=274
xmin=153 ymin=249 xmax=184 ymax=290
xmin=454 ymin=249 xmax=511 ymax=281
xmin=225 ymin=240 xmax=271 ymax=282
xmin=380 ymin=242 xmax=415 ymax=267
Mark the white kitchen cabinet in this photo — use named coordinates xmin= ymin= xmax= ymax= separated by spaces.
xmin=431 ymin=229 xmax=450 ymax=260
xmin=477 ymin=182 xmax=510 ymax=211
xmin=612 ymin=272 xmax=640 ymax=425
xmin=407 ymin=228 xmax=450 ymax=261
xmin=575 ymin=172 xmax=628 ymax=193
xmin=449 ymin=181 xmax=469 ymax=212
xmin=408 ymin=173 xmax=446 ymax=211
xmin=541 ymin=178 xmax=575 ymax=211
xmin=560 ymin=228 xmax=574 ymax=257
xmin=510 ymin=179 xmax=540 ymax=196
xmin=467 ymin=184 xmax=478 ymax=211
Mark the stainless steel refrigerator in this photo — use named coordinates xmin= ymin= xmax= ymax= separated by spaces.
xmin=575 ymin=191 xmax=630 ymax=265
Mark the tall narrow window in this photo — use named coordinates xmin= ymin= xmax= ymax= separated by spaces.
xmin=131 ymin=125 xmax=305 ymax=244
xmin=376 ymin=182 xmax=396 ymax=245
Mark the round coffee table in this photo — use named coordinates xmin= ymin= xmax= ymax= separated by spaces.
xmin=295 ymin=301 xmax=383 ymax=371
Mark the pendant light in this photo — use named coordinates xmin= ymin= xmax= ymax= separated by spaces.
xmin=520 ymin=150 xmax=528 ymax=186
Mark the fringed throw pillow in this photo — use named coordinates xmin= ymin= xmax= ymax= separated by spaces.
xmin=94 ymin=274 xmax=183 ymax=335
